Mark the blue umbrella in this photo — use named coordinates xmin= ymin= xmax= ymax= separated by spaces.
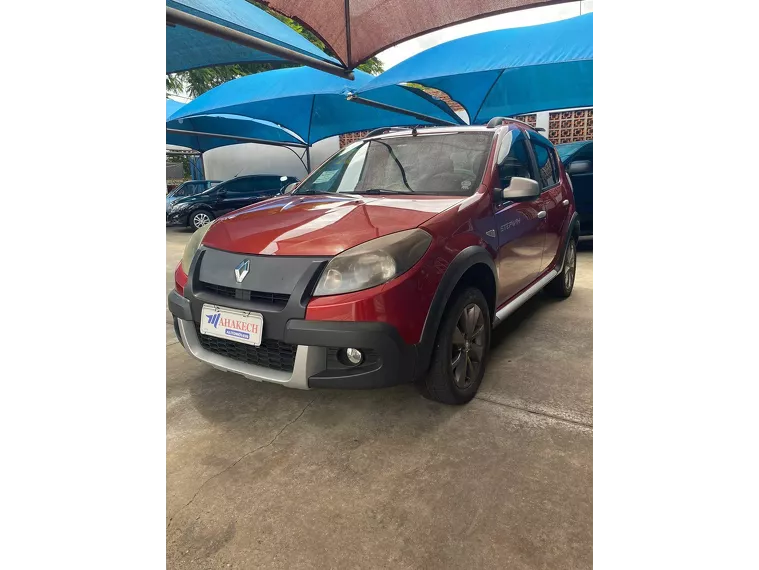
xmin=354 ymin=14 xmax=593 ymax=124
xmin=166 ymin=99 xmax=305 ymax=153
xmin=168 ymin=67 xmax=464 ymax=146
xmin=167 ymin=0 xmax=348 ymax=77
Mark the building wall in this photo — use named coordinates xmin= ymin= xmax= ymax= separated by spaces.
xmin=202 ymin=136 xmax=340 ymax=181
xmin=516 ymin=107 xmax=593 ymax=144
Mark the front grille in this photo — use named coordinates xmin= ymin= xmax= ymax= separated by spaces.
xmin=200 ymin=282 xmax=290 ymax=308
xmin=196 ymin=324 xmax=296 ymax=372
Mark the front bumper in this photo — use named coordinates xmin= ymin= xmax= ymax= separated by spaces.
xmin=169 ymin=289 xmax=415 ymax=389
xmin=166 ymin=210 xmax=188 ymax=226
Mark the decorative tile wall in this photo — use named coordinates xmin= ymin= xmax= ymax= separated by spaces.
xmin=513 ymin=114 xmax=537 ymax=127
xmin=339 ymin=131 xmax=369 ymax=148
xmin=548 ymin=109 xmax=593 ymax=144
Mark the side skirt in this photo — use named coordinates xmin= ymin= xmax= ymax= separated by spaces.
xmin=492 ymin=269 xmax=559 ymax=328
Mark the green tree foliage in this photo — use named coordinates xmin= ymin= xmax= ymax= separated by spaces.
xmin=166 ymin=1 xmax=384 ymax=97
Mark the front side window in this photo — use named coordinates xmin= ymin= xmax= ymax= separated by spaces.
xmin=496 ymin=130 xmax=536 ymax=190
xmin=532 ymin=142 xmax=559 ymax=188
xmin=295 ymin=132 xmax=495 ymax=196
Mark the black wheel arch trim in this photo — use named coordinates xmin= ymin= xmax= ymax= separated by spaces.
xmin=558 ymin=212 xmax=580 ymax=271
xmin=416 ymin=245 xmax=497 ymax=375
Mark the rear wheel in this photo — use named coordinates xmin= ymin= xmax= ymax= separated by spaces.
xmin=546 ymin=238 xmax=577 ymax=298
xmin=421 ymin=287 xmax=490 ymax=405
xmin=190 ymin=210 xmax=214 ymax=230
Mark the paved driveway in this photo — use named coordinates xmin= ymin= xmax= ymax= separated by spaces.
xmin=166 ymin=227 xmax=593 ymax=569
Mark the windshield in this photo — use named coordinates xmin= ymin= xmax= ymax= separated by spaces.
xmin=295 ymin=132 xmax=494 ymax=196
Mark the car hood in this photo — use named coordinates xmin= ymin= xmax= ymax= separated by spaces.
xmin=201 ymin=193 xmax=463 ymax=256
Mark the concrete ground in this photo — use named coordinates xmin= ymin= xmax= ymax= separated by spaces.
xmin=166 ymin=227 xmax=593 ymax=569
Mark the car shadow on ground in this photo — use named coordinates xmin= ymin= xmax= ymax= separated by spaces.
xmin=490 ymin=290 xmax=564 ymax=351
xmin=183 ymin=361 xmax=458 ymax=442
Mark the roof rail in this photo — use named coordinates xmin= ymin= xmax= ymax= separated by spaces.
xmin=486 ymin=116 xmax=540 ymax=131
xmin=363 ymin=126 xmax=418 ymax=138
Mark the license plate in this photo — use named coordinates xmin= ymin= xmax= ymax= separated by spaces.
xmin=200 ymin=304 xmax=264 ymax=346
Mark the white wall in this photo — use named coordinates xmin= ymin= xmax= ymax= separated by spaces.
xmin=202 ymin=136 xmax=339 ymax=181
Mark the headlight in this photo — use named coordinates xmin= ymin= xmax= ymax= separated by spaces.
xmin=180 ymin=223 xmax=213 ymax=274
xmin=313 ymin=229 xmax=432 ymax=296
xmin=170 ymin=202 xmax=190 ymax=213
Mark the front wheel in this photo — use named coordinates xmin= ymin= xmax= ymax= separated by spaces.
xmin=420 ymin=287 xmax=491 ymax=405
xmin=546 ymin=238 xmax=577 ymax=298
xmin=190 ymin=210 xmax=214 ymax=229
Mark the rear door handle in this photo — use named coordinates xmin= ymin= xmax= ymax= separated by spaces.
xmin=537 ymin=211 xmax=547 ymax=219
xmin=562 ymin=199 xmax=569 ymax=206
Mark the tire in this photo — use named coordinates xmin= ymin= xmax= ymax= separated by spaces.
xmin=420 ymin=287 xmax=491 ymax=405
xmin=189 ymin=209 xmax=214 ymax=230
xmin=546 ymin=238 xmax=577 ymax=298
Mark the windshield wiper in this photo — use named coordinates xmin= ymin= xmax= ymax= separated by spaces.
xmin=350 ymin=188 xmax=414 ymax=195
xmin=295 ymin=189 xmax=331 ymax=195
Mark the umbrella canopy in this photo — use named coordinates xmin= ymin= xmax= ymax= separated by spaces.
xmin=166 ymin=99 xmax=305 ymax=152
xmin=166 ymin=0 xmax=342 ymax=75
xmin=263 ymin=0 xmax=575 ymax=69
xmin=356 ymin=13 xmax=592 ymax=123
xmin=168 ymin=67 xmax=464 ymax=145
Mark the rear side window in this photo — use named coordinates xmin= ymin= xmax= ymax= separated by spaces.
xmin=496 ymin=130 xmax=536 ymax=189
xmin=260 ymin=176 xmax=284 ymax=191
xmin=531 ymin=143 xmax=559 ymax=188
xmin=570 ymin=144 xmax=593 ymax=167
xmin=225 ymin=178 xmax=257 ymax=195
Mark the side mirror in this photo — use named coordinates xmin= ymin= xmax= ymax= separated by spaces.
xmin=501 ymin=177 xmax=540 ymax=201
xmin=567 ymin=160 xmax=591 ymax=175
xmin=282 ymin=182 xmax=297 ymax=195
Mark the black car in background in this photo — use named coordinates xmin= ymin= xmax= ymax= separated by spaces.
xmin=166 ymin=180 xmax=221 ymax=209
xmin=556 ymin=141 xmax=593 ymax=238
xmin=167 ymin=174 xmax=299 ymax=229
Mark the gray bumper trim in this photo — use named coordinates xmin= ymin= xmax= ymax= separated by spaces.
xmin=176 ymin=318 xmax=325 ymax=390
xmin=168 ymin=290 xmax=193 ymax=321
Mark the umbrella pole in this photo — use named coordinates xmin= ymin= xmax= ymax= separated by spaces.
xmin=306 ymin=147 xmax=311 ymax=172
xmin=167 ymin=7 xmax=354 ymax=80
xmin=346 ymin=94 xmax=459 ymax=126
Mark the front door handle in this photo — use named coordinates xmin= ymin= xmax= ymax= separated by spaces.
xmin=562 ymin=199 xmax=569 ymax=206
xmin=537 ymin=211 xmax=547 ymax=219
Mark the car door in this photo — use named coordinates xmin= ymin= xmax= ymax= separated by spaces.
xmin=566 ymin=143 xmax=593 ymax=235
xmin=214 ymin=178 xmax=254 ymax=215
xmin=492 ymin=128 xmax=546 ymax=305
xmin=529 ymin=136 xmax=568 ymax=272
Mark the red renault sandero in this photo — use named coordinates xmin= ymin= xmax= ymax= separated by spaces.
xmin=169 ymin=118 xmax=580 ymax=404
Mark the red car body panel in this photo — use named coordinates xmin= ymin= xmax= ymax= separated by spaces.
xmin=200 ymin=193 xmax=463 ymax=256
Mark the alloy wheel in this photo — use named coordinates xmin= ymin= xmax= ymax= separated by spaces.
xmin=450 ymin=303 xmax=486 ymax=389
xmin=193 ymin=212 xmax=210 ymax=228
xmin=564 ymin=241 xmax=576 ymax=290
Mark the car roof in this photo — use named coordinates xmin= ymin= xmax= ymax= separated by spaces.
xmin=364 ymin=125 xmax=494 ymax=141
xmin=363 ymin=120 xmax=550 ymax=145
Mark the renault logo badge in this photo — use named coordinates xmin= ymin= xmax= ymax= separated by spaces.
xmin=234 ymin=259 xmax=250 ymax=283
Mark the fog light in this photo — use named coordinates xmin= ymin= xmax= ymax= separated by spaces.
xmin=345 ymin=348 xmax=363 ymax=365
